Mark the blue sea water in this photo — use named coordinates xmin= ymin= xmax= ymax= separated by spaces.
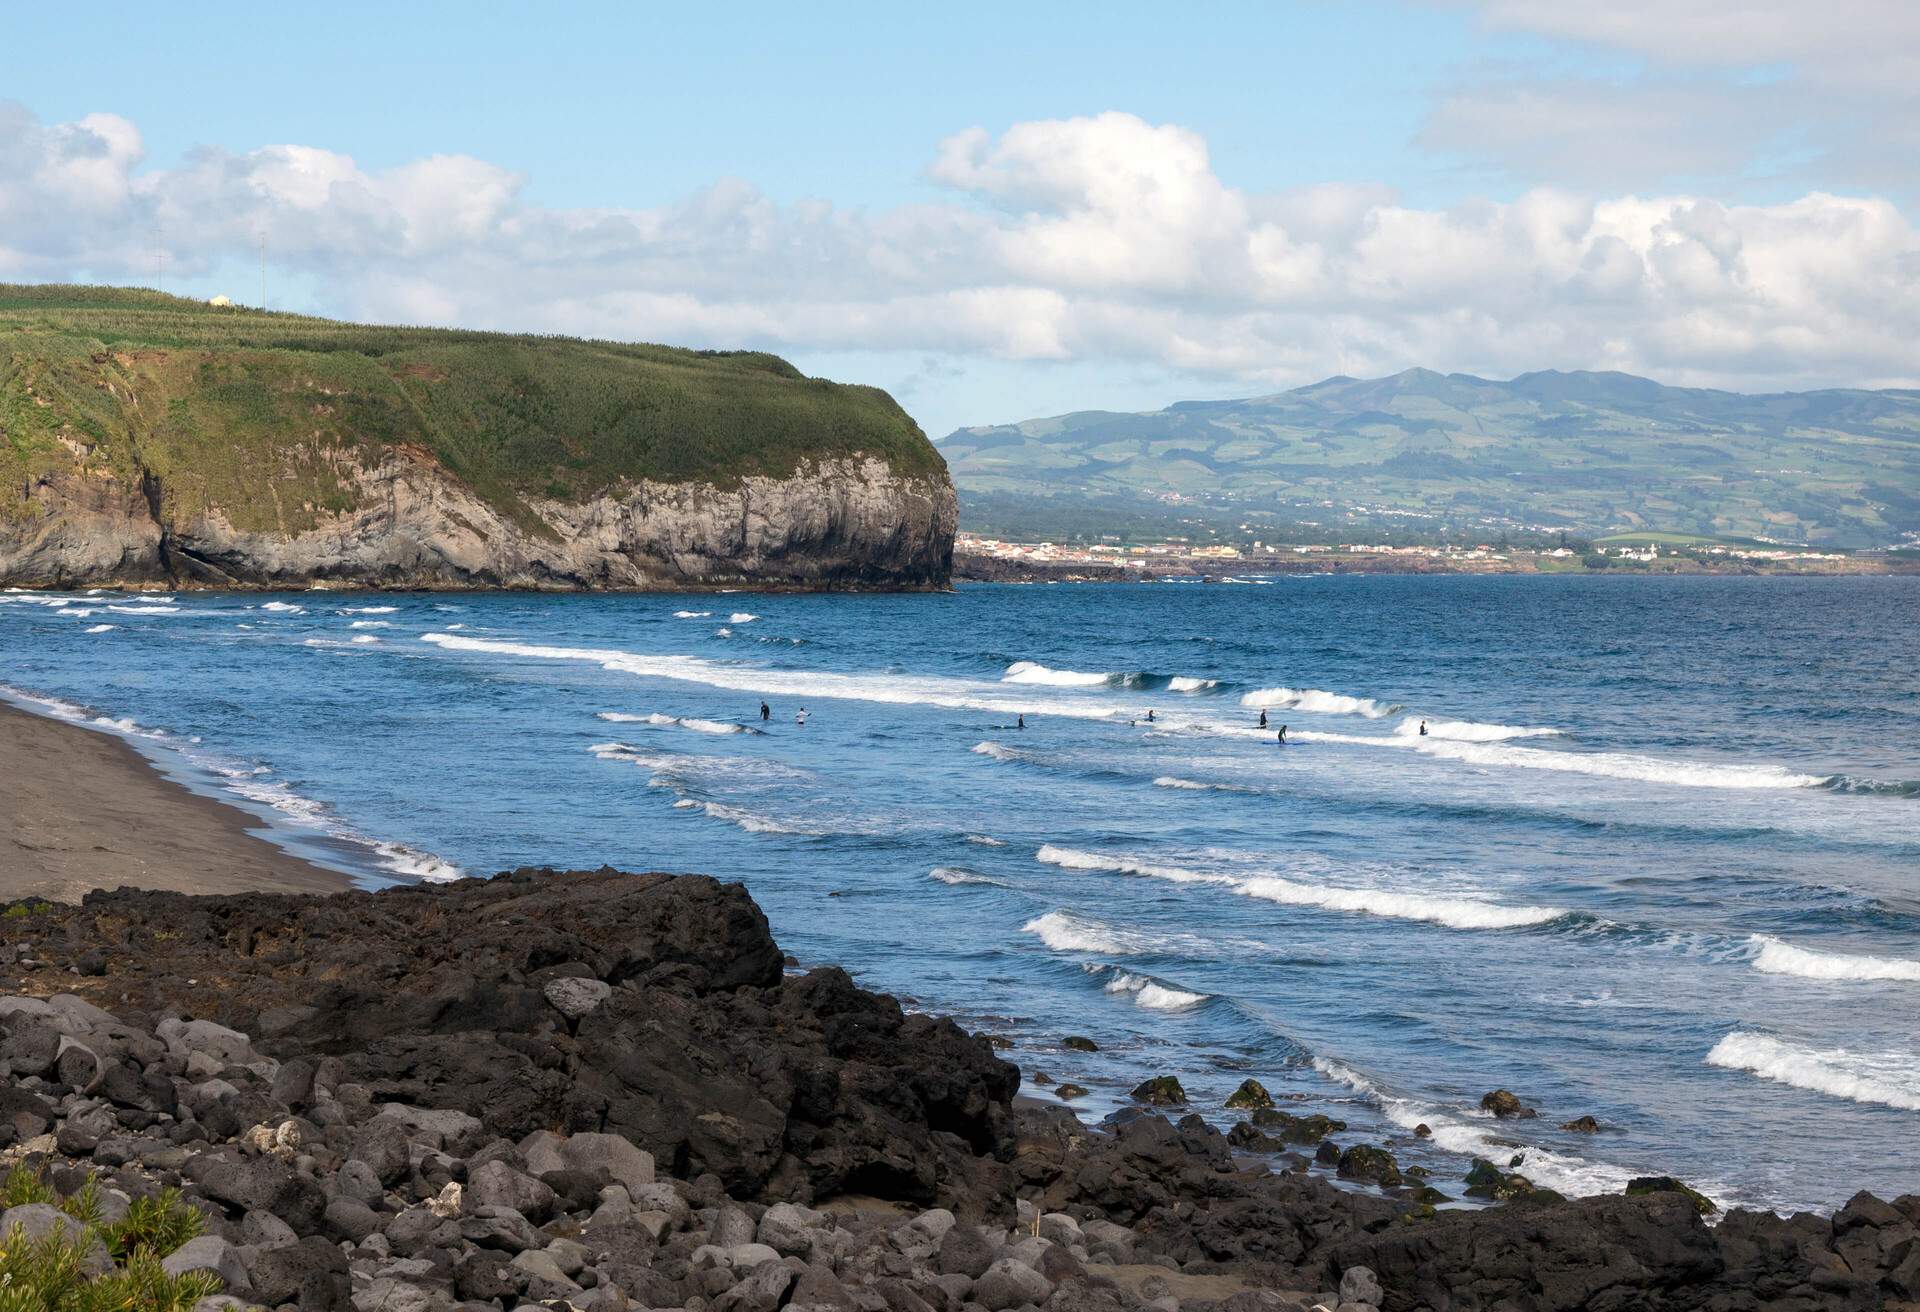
xmin=3 ymin=576 xmax=1917 ymax=1213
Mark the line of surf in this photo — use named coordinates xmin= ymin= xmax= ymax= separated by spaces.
xmin=1748 ymin=935 xmax=1920 ymax=984
xmin=419 ymin=633 xmax=1128 ymax=721
xmin=1035 ymin=843 xmax=1565 ymax=930
xmin=1706 ymin=1032 xmax=1920 ymax=1111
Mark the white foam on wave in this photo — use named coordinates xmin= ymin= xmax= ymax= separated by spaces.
xmin=1168 ymin=676 xmax=1218 ymax=693
xmin=107 ymin=604 xmax=181 ymax=615
xmin=1098 ymin=968 xmax=1209 ymax=1011
xmin=1298 ymin=727 xmax=1825 ymax=791
xmin=349 ymin=620 xmax=391 ymax=629
xmin=1706 ymin=1032 xmax=1920 ymax=1111
xmin=1240 ymin=686 xmax=1397 ymax=718
xmin=1152 ymin=775 xmax=1215 ymax=790
xmin=966 ymin=834 xmax=1007 ymax=846
xmin=1036 ymin=843 xmax=1228 ymax=885
xmin=55 ymin=607 xmax=92 ymax=617
xmin=1237 ymin=875 xmax=1565 ymax=930
xmin=714 ymin=627 xmax=733 ymax=637
xmin=1022 ymin=911 xmax=1135 ymax=954
xmin=674 ymin=610 xmax=712 ymax=618
xmin=341 ymin=605 xmax=397 ymax=614
xmin=1749 ymin=935 xmax=1920 ymax=983
xmin=930 ymin=867 xmax=1007 ymax=887
xmin=729 ymin=612 xmax=758 ymax=623
xmin=1004 ymin=661 xmax=1112 ymax=688
xmin=600 ymin=710 xmax=747 ymax=735
xmin=672 ymin=797 xmax=817 ymax=835
xmin=971 ymin=741 xmax=1028 ymax=763
xmin=260 ymin=601 xmax=305 ymax=613
xmin=85 ymin=624 xmax=117 ymax=634
xmin=1392 ymin=715 xmax=1562 ymax=742
xmin=1037 ymin=844 xmax=1563 ymax=929
xmin=417 ymin=633 xmax=1129 ymax=722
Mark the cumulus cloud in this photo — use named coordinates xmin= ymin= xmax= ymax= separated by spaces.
xmin=2 ymin=101 xmax=1917 ymax=411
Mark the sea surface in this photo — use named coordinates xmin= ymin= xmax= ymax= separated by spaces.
xmin=3 ymin=576 xmax=1917 ymax=1213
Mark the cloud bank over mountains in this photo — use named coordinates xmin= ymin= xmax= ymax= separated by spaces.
xmin=4 ymin=1 xmax=1916 ymax=414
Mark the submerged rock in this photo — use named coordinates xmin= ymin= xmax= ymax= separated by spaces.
xmin=1129 ymin=1076 xmax=1187 ymax=1106
xmin=1224 ymin=1078 xmax=1273 ymax=1111
xmin=1559 ymin=1115 xmax=1601 ymax=1133
xmin=1479 ymin=1088 xmax=1537 ymax=1119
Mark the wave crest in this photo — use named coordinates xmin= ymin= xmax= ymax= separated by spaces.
xmin=1240 ymin=686 xmax=1397 ymax=718
xmin=1706 ymin=1032 xmax=1920 ymax=1111
xmin=1749 ymin=935 xmax=1920 ymax=983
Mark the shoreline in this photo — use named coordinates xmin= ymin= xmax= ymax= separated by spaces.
xmin=0 ymin=699 xmax=353 ymax=903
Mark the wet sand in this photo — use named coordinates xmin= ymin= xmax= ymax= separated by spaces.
xmin=0 ymin=700 xmax=352 ymax=903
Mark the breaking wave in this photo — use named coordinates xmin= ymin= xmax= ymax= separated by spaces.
xmin=1096 ymin=967 xmax=1209 ymax=1011
xmin=1022 ymin=911 xmax=1148 ymax=955
xmin=84 ymin=624 xmax=117 ymax=634
xmin=1235 ymin=876 xmax=1566 ymax=930
xmin=730 ymin=612 xmax=759 ymax=623
xmin=1003 ymin=661 xmax=1113 ymax=687
xmin=674 ymin=610 xmax=712 ymax=618
xmin=1037 ymin=843 xmax=1563 ymax=929
xmin=417 ymin=633 xmax=1127 ymax=722
xmin=1240 ymin=687 xmax=1398 ymax=718
xmin=599 ymin=711 xmax=749 ymax=735
xmin=1298 ymin=727 xmax=1827 ymax=791
xmin=1748 ymin=936 xmax=1920 ymax=983
xmin=1706 ymin=1033 xmax=1920 ymax=1111
xmin=930 ymin=867 xmax=1007 ymax=887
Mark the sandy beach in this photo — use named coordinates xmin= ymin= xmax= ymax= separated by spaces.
xmin=0 ymin=699 xmax=351 ymax=903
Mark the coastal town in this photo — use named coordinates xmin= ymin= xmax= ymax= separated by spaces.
xmin=953 ymin=531 xmax=1911 ymax=579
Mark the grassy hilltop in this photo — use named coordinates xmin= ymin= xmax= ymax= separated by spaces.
xmin=0 ymin=285 xmax=941 ymax=537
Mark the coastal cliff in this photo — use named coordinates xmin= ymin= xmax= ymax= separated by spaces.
xmin=0 ymin=286 xmax=954 ymax=591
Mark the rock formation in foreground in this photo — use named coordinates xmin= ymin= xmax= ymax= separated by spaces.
xmin=0 ymin=286 xmax=954 ymax=590
xmin=3 ymin=870 xmax=1916 ymax=1312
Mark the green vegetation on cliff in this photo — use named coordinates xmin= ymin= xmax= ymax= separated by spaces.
xmin=0 ymin=284 xmax=941 ymax=536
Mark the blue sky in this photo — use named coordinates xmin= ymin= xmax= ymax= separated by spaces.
xmin=4 ymin=1 xmax=1917 ymax=435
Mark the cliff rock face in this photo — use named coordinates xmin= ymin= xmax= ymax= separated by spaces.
xmin=0 ymin=451 xmax=955 ymax=590
xmin=0 ymin=285 xmax=956 ymax=591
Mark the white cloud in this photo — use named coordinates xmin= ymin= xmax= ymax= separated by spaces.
xmin=2 ymin=102 xmax=1918 ymax=427
xmin=1430 ymin=1 xmax=1920 ymax=197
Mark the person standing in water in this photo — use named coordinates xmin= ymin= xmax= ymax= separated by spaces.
xmin=1277 ymin=724 xmax=1288 ymax=745
xmin=1258 ymin=709 xmax=1268 ymax=729
xmin=1145 ymin=709 xmax=1156 ymax=723
xmin=1017 ymin=714 xmax=1026 ymax=729
xmin=760 ymin=701 xmax=771 ymax=722
xmin=796 ymin=708 xmax=809 ymax=725
xmin=1418 ymin=720 xmax=1428 ymax=736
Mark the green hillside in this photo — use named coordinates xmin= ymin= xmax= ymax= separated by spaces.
xmin=0 ymin=284 xmax=940 ymax=536
xmin=941 ymin=369 xmax=1920 ymax=547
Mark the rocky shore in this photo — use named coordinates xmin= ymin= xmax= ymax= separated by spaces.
xmin=3 ymin=870 xmax=1916 ymax=1312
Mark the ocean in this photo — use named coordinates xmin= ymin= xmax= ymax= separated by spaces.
xmin=3 ymin=575 xmax=1916 ymax=1213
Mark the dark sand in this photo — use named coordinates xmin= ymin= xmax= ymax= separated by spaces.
xmin=0 ymin=700 xmax=351 ymax=903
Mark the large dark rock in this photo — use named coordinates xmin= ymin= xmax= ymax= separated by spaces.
xmin=44 ymin=870 xmax=1020 ymax=1213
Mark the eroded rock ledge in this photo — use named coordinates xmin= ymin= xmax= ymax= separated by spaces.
xmin=3 ymin=870 xmax=1916 ymax=1312
xmin=0 ymin=456 xmax=955 ymax=591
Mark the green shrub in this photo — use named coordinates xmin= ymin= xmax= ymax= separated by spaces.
xmin=0 ymin=1171 xmax=216 ymax=1312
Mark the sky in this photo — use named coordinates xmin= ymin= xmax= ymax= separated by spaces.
xmin=3 ymin=0 xmax=1918 ymax=437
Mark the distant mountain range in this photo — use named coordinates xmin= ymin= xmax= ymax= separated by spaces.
xmin=938 ymin=369 xmax=1920 ymax=548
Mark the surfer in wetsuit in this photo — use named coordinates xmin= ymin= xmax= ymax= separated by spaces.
xmin=1418 ymin=720 xmax=1428 ymax=736
xmin=1017 ymin=714 xmax=1026 ymax=730
xmin=1258 ymin=709 xmax=1268 ymax=729
xmin=1277 ymin=724 xmax=1288 ymax=745
xmin=1145 ymin=709 xmax=1156 ymax=723
xmin=760 ymin=701 xmax=771 ymax=722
